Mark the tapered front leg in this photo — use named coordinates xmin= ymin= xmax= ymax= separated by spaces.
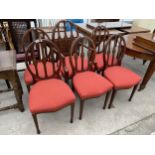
xmin=103 ymin=91 xmax=111 ymax=109
xmin=70 ymin=103 xmax=75 ymax=123
xmin=108 ymin=89 xmax=117 ymax=109
xmin=79 ymin=100 xmax=85 ymax=120
xmin=128 ymin=84 xmax=138 ymax=102
xmin=32 ymin=114 xmax=41 ymax=134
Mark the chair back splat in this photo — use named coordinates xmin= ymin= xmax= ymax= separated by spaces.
xmin=104 ymin=34 xmax=126 ymax=68
xmin=52 ymin=20 xmax=79 ymax=56
xmin=91 ymin=26 xmax=109 ymax=53
xmin=25 ymin=39 xmax=62 ymax=83
xmin=69 ymin=36 xmax=96 ymax=75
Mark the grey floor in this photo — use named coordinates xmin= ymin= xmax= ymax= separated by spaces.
xmin=0 ymin=55 xmax=155 ymax=135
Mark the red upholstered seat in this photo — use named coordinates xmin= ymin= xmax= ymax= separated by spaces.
xmin=73 ymin=71 xmax=113 ymax=100
xmin=29 ymin=79 xmax=76 ymax=114
xmin=24 ymin=62 xmax=59 ymax=85
xmin=104 ymin=66 xmax=141 ymax=89
xmin=61 ymin=56 xmax=88 ymax=77
xmin=95 ymin=53 xmax=118 ymax=70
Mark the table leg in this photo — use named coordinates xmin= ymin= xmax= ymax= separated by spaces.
xmin=139 ymin=60 xmax=155 ymax=91
xmin=10 ymin=71 xmax=25 ymax=112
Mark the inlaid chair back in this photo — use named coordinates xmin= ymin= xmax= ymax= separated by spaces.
xmin=52 ymin=20 xmax=79 ymax=56
xmin=91 ymin=26 xmax=109 ymax=53
xmin=25 ymin=39 xmax=62 ymax=83
xmin=69 ymin=36 xmax=96 ymax=75
xmin=22 ymin=28 xmax=50 ymax=53
xmin=104 ymin=34 xmax=126 ymax=68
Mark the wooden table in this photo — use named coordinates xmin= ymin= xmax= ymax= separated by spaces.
xmin=124 ymin=33 xmax=155 ymax=90
xmin=86 ymin=22 xmax=132 ymax=29
xmin=73 ymin=23 xmax=126 ymax=36
xmin=0 ymin=50 xmax=24 ymax=112
xmin=119 ymin=25 xmax=150 ymax=34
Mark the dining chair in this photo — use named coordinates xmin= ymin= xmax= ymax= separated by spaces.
xmin=91 ymin=25 xmax=117 ymax=73
xmin=52 ymin=20 xmax=80 ymax=82
xmin=22 ymin=28 xmax=50 ymax=92
xmin=91 ymin=26 xmax=119 ymax=73
xmin=70 ymin=36 xmax=113 ymax=120
xmin=25 ymin=39 xmax=76 ymax=134
xmin=103 ymin=34 xmax=141 ymax=109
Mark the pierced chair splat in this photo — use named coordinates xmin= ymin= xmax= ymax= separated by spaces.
xmin=91 ymin=26 xmax=118 ymax=73
xmin=22 ymin=28 xmax=50 ymax=92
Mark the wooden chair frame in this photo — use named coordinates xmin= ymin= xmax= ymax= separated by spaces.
xmin=52 ymin=20 xmax=80 ymax=82
xmin=25 ymin=39 xmax=75 ymax=134
xmin=103 ymin=34 xmax=139 ymax=109
xmin=70 ymin=36 xmax=111 ymax=119
xmin=91 ymin=26 xmax=110 ymax=72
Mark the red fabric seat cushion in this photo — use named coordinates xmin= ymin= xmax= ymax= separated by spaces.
xmin=61 ymin=56 xmax=88 ymax=77
xmin=95 ymin=53 xmax=118 ymax=70
xmin=24 ymin=62 xmax=59 ymax=85
xmin=29 ymin=79 xmax=76 ymax=114
xmin=73 ymin=71 xmax=113 ymax=100
xmin=104 ymin=66 xmax=141 ymax=89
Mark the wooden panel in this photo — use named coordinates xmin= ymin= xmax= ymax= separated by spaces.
xmin=87 ymin=22 xmax=132 ymax=30
xmin=0 ymin=50 xmax=16 ymax=71
xmin=133 ymin=34 xmax=155 ymax=54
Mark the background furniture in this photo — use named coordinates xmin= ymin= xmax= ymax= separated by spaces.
xmin=91 ymin=19 xmax=120 ymax=23
xmin=0 ymin=19 xmax=37 ymax=63
xmin=52 ymin=20 xmax=80 ymax=56
xmin=73 ymin=23 xmax=125 ymax=37
xmin=0 ymin=50 xmax=24 ymax=112
xmin=125 ymin=33 xmax=155 ymax=91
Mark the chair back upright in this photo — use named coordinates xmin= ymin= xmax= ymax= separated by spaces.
xmin=104 ymin=34 xmax=126 ymax=68
xmin=25 ymin=39 xmax=63 ymax=84
xmin=52 ymin=20 xmax=79 ymax=56
xmin=69 ymin=36 xmax=96 ymax=75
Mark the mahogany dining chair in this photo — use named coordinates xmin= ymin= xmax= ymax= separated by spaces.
xmin=52 ymin=20 xmax=80 ymax=82
xmin=103 ymin=34 xmax=141 ymax=109
xmin=25 ymin=39 xmax=76 ymax=134
xmin=70 ymin=36 xmax=113 ymax=120
xmin=91 ymin=25 xmax=118 ymax=73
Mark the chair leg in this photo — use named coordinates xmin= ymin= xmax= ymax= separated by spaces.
xmin=108 ymin=89 xmax=117 ymax=109
xmin=128 ymin=84 xmax=138 ymax=102
xmin=71 ymin=83 xmax=75 ymax=92
xmin=79 ymin=100 xmax=85 ymax=120
xmin=32 ymin=114 xmax=41 ymax=134
xmin=143 ymin=60 xmax=147 ymax=65
xmin=27 ymin=85 xmax=30 ymax=92
xmin=103 ymin=91 xmax=111 ymax=109
xmin=5 ymin=80 xmax=11 ymax=89
xmin=70 ymin=103 xmax=75 ymax=123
